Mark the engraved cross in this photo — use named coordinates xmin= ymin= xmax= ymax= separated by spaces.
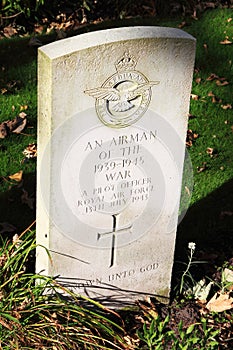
xmin=97 ymin=214 xmax=132 ymax=267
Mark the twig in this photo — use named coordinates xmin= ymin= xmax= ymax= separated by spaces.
xmin=1 ymin=11 xmax=23 ymax=20
xmin=18 ymin=220 xmax=36 ymax=240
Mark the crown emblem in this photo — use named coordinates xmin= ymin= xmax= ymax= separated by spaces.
xmin=84 ymin=52 xmax=160 ymax=128
xmin=115 ymin=52 xmax=137 ymax=72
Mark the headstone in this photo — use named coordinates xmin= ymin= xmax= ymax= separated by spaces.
xmin=36 ymin=26 xmax=196 ymax=306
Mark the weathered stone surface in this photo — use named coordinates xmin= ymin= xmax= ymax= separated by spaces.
xmin=36 ymin=26 xmax=195 ymax=306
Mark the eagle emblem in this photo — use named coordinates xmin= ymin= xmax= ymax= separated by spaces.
xmin=84 ymin=52 xmax=160 ymax=128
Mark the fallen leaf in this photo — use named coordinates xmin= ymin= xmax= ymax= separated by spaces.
xmin=12 ymin=234 xmax=23 ymax=248
xmin=12 ymin=114 xmax=27 ymax=134
xmin=206 ymin=292 xmax=233 ymax=312
xmin=208 ymin=92 xmax=222 ymax=103
xmin=34 ymin=24 xmax=45 ymax=34
xmin=21 ymin=189 xmax=34 ymax=209
xmin=221 ymin=104 xmax=232 ymax=110
xmin=220 ymin=39 xmax=232 ymax=45
xmin=178 ymin=21 xmax=186 ymax=28
xmin=3 ymin=26 xmax=18 ymax=38
xmin=0 ymin=123 xmax=8 ymax=138
xmin=8 ymin=170 xmax=23 ymax=182
xmin=195 ymin=77 xmax=202 ymax=84
xmin=0 ymin=222 xmax=16 ymax=234
xmin=1 ymin=80 xmax=21 ymax=94
xmin=193 ymin=279 xmax=213 ymax=303
xmin=186 ymin=129 xmax=199 ymax=147
xmin=206 ymin=147 xmax=214 ymax=155
xmin=20 ymin=105 xmax=28 ymax=111
xmin=212 ymin=96 xmax=217 ymax=103
xmin=216 ymin=80 xmax=229 ymax=86
xmin=191 ymin=94 xmax=199 ymax=100
xmin=206 ymin=74 xmax=225 ymax=81
xmin=223 ymin=268 xmax=233 ymax=283
xmin=0 ymin=113 xmax=27 ymax=138
xmin=197 ymin=162 xmax=207 ymax=173
xmin=1 ymin=88 xmax=7 ymax=94
xmin=22 ymin=143 xmax=37 ymax=159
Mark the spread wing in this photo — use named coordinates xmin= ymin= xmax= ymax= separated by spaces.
xmin=128 ymin=81 xmax=160 ymax=100
xmin=84 ymin=87 xmax=120 ymax=101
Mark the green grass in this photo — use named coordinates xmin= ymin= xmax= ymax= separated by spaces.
xmin=0 ymin=229 xmax=128 ymax=349
xmin=0 ymin=230 xmax=227 ymax=349
xmin=186 ymin=9 xmax=233 ymax=203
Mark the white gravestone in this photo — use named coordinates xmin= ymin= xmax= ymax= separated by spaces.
xmin=36 ymin=26 xmax=196 ymax=306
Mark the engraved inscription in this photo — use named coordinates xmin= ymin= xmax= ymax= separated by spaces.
xmin=70 ymin=262 xmax=160 ymax=288
xmin=97 ymin=214 xmax=132 ymax=267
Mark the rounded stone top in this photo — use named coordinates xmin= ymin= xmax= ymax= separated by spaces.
xmin=39 ymin=26 xmax=196 ymax=60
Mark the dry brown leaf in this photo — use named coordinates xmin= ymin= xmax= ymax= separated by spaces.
xmin=197 ymin=162 xmax=207 ymax=173
xmin=186 ymin=129 xmax=199 ymax=147
xmin=220 ymin=39 xmax=232 ymax=45
xmin=34 ymin=24 xmax=44 ymax=34
xmin=206 ymin=292 xmax=233 ymax=312
xmin=212 ymin=96 xmax=217 ymax=103
xmin=0 ymin=123 xmax=8 ymax=139
xmin=191 ymin=94 xmax=199 ymax=100
xmin=206 ymin=74 xmax=226 ymax=81
xmin=12 ymin=114 xmax=27 ymax=134
xmin=9 ymin=170 xmax=23 ymax=182
xmin=221 ymin=104 xmax=232 ymax=110
xmin=206 ymin=147 xmax=214 ymax=155
xmin=1 ymin=88 xmax=7 ymax=94
xmin=208 ymin=92 xmax=222 ymax=103
xmin=195 ymin=77 xmax=202 ymax=84
xmin=178 ymin=21 xmax=186 ymax=28
xmin=23 ymin=143 xmax=37 ymax=159
xmin=216 ymin=80 xmax=229 ymax=86
xmin=20 ymin=105 xmax=28 ymax=111
xmin=0 ymin=113 xmax=27 ymax=138
xmin=3 ymin=26 xmax=18 ymax=38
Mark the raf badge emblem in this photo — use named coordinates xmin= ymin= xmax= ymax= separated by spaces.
xmin=84 ymin=52 xmax=159 ymax=128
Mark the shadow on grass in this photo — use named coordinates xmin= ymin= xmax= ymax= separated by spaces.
xmin=0 ymin=172 xmax=36 ymax=238
xmin=172 ymin=178 xmax=233 ymax=295
xmin=177 ymin=177 xmax=233 ymax=254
